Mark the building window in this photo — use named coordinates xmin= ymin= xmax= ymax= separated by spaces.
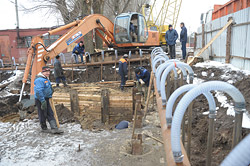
xmin=17 ymin=35 xmax=61 ymax=48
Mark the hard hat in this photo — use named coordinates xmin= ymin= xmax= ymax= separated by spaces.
xmin=123 ymin=54 xmax=128 ymax=58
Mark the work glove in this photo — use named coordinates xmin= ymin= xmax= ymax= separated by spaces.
xmin=75 ymin=50 xmax=78 ymax=53
xmin=139 ymin=79 xmax=145 ymax=85
xmin=41 ymin=101 xmax=47 ymax=111
xmin=125 ymin=75 xmax=128 ymax=80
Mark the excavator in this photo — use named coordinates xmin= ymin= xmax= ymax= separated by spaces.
xmin=18 ymin=12 xmax=160 ymax=110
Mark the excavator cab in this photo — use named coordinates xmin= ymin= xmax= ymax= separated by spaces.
xmin=114 ymin=12 xmax=148 ymax=44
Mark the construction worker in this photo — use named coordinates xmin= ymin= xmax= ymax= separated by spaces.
xmin=54 ymin=54 xmax=67 ymax=88
xmin=34 ymin=66 xmax=63 ymax=134
xmin=180 ymin=22 xmax=187 ymax=60
xmin=165 ymin=24 xmax=178 ymax=59
xmin=119 ymin=54 xmax=128 ymax=91
xmin=72 ymin=41 xmax=85 ymax=63
xmin=135 ymin=67 xmax=151 ymax=101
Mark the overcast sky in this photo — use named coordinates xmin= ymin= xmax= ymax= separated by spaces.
xmin=0 ymin=0 xmax=230 ymax=33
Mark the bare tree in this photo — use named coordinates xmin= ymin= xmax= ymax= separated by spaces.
xmin=103 ymin=0 xmax=149 ymax=21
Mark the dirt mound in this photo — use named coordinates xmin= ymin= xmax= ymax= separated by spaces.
xmin=190 ymin=66 xmax=250 ymax=166
xmin=55 ymin=104 xmax=76 ymax=124
xmin=0 ymin=96 xmax=19 ymax=117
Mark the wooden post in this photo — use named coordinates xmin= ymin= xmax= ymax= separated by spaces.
xmin=132 ymin=134 xmax=143 ymax=155
xmin=100 ymin=64 xmax=103 ymax=81
xmin=49 ymin=98 xmax=60 ymax=128
xmin=101 ymin=89 xmax=109 ymax=123
xmin=114 ymin=60 xmax=117 ymax=81
xmin=128 ymin=58 xmax=131 ymax=80
xmin=143 ymin=71 xmax=154 ymax=120
xmin=202 ymin=24 xmax=205 ymax=48
xmin=132 ymin=93 xmax=142 ymax=138
xmin=85 ymin=63 xmax=88 ymax=80
xmin=71 ymin=58 xmax=74 ymax=81
xmin=70 ymin=89 xmax=80 ymax=115
xmin=193 ymin=32 xmax=197 ymax=51
xmin=132 ymin=88 xmax=139 ymax=114
xmin=225 ymin=17 xmax=233 ymax=63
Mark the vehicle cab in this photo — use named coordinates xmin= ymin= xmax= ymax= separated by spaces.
xmin=114 ymin=12 xmax=148 ymax=44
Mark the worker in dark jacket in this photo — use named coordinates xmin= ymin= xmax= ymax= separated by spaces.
xmin=165 ymin=24 xmax=178 ymax=59
xmin=135 ymin=67 xmax=150 ymax=86
xmin=34 ymin=66 xmax=63 ymax=134
xmin=72 ymin=41 xmax=85 ymax=63
xmin=135 ymin=67 xmax=151 ymax=101
xmin=119 ymin=54 xmax=128 ymax=90
xmin=54 ymin=54 xmax=67 ymax=88
xmin=180 ymin=22 xmax=187 ymax=59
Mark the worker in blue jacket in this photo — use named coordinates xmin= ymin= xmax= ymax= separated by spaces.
xmin=165 ymin=24 xmax=178 ymax=59
xmin=72 ymin=41 xmax=85 ymax=63
xmin=180 ymin=22 xmax=187 ymax=60
xmin=119 ymin=54 xmax=128 ymax=91
xmin=135 ymin=67 xmax=151 ymax=101
xmin=34 ymin=66 xmax=63 ymax=134
xmin=135 ymin=67 xmax=150 ymax=87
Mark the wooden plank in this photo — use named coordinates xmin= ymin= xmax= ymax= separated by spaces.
xmin=143 ymin=71 xmax=154 ymax=120
xmin=109 ymin=102 xmax=133 ymax=107
xmin=49 ymin=98 xmax=60 ymax=128
xmin=188 ymin=18 xmax=234 ymax=66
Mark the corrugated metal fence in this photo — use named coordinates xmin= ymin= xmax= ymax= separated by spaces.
xmin=196 ymin=7 xmax=250 ymax=71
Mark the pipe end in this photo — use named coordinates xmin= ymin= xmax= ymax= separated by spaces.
xmin=173 ymin=151 xmax=184 ymax=163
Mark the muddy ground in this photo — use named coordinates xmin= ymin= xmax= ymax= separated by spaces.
xmin=189 ymin=65 xmax=250 ymax=166
xmin=0 ymin=60 xmax=250 ymax=165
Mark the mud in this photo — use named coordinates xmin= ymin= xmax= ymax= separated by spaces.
xmin=50 ymin=61 xmax=151 ymax=83
xmin=190 ymin=66 xmax=250 ymax=166
xmin=55 ymin=104 xmax=76 ymax=124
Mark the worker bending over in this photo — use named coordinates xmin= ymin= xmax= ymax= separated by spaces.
xmin=34 ymin=66 xmax=63 ymax=134
xmin=72 ymin=41 xmax=85 ymax=63
xmin=54 ymin=54 xmax=67 ymax=88
xmin=119 ymin=54 xmax=128 ymax=91
xmin=135 ymin=67 xmax=151 ymax=100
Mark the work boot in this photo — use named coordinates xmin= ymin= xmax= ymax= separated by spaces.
xmin=49 ymin=120 xmax=64 ymax=134
xmin=55 ymin=84 xmax=60 ymax=88
xmin=62 ymin=80 xmax=68 ymax=87
xmin=41 ymin=122 xmax=50 ymax=133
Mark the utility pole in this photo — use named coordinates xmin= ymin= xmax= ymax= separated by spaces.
xmin=15 ymin=0 xmax=20 ymax=39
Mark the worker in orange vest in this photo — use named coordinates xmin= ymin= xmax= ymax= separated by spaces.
xmin=118 ymin=54 xmax=128 ymax=91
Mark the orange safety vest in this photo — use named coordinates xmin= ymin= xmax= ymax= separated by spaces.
xmin=119 ymin=58 xmax=127 ymax=63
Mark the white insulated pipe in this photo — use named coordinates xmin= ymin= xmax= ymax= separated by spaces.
xmin=166 ymin=84 xmax=216 ymax=126
xmin=160 ymin=62 xmax=194 ymax=105
xmin=220 ymin=134 xmax=250 ymax=166
xmin=171 ymin=81 xmax=245 ymax=163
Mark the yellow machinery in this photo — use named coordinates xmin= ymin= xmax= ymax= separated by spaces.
xmin=142 ymin=0 xmax=182 ymax=45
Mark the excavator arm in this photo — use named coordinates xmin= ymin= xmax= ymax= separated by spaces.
xmin=20 ymin=14 xmax=115 ymax=99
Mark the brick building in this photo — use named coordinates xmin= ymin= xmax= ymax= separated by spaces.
xmin=0 ymin=27 xmax=67 ymax=64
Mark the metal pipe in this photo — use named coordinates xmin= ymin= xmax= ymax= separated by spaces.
xmin=0 ymin=59 xmax=3 ymax=68
xmin=59 ymin=53 xmax=66 ymax=64
xmin=19 ymin=83 xmax=25 ymax=102
xmin=85 ymin=52 xmax=91 ymax=62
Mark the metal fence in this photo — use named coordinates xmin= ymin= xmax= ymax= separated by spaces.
xmin=196 ymin=7 xmax=250 ymax=71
